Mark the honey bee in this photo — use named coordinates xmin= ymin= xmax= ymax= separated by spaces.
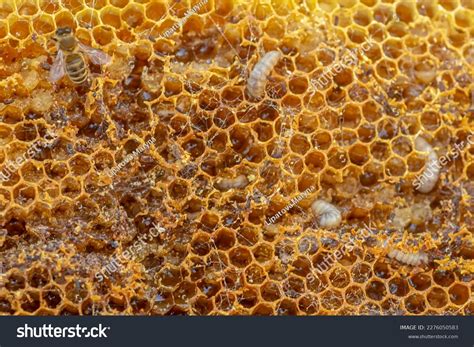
xmin=49 ymin=27 xmax=111 ymax=85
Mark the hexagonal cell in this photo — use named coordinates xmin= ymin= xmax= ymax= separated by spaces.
xmin=433 ymin=270 xmax=455 ymax=287
xmin=13 ymin=184 xmax=36 ymax=206
xmin=320 ymin=289 xmax=344 ymax=311
xmin=404 ymin=293 xmax=426 ymax=314
xmin=107 ymin=293 xmax=128 ymax=312
xmin=229 ymin=247 xmax=253 ymax=268
xmin=65 ymin=280 xmax=89 ymax=304
xmin=6 ymin=271 xmax=26 ymax=291
xmin=27 ymin=266 xmax=51 ymax=288
xmin=426 ymin=287 xmax=448 ymax=308
xmin=448 ymin=284 xmax=469 ymax=305
xmin=351 ymin=262 xmax=372 ymax=283
xmin=328 ymin=267 xmax=351 ymax=288
xmin=192 ymin=296 xmax=214 ymax=315
xmin=251 ymin=303 xmax=274 ymax=315
xmin=345 ymin=285 xmax=365 ymax=306
xmin=365 ymin=280 xmax=387 ymax=301
xmin=93 ymin=25 xmax=115 ymax=45
xmin=20 ymin=290 xmax=41 ymax=313
xmin=9 ymin=16 xmax=31 ymax=40
xmin=388 ymin=277 xmax=410 ymax=297
xmin=42 ymin=285 xmax=64 ymax=309
xmin=60 ymin=177 xmax=82 ymax=199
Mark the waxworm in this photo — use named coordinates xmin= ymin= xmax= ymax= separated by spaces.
xmin=387 ymin=249 xmax=429 ymax=266
xmin=311 ymin=199 xmax=342 ymax=229
xmin=414 ymin=135 xmax=440 ymax=193
xmin=246 ymin=51 xmax=282 ymax=99
xmin=215 ymin=174 xmax=249 ymax=191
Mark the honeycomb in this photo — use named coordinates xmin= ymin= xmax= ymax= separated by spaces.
xmin=0 ymin=0 xmax=473 ymax=316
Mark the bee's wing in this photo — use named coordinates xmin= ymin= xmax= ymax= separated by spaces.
xmin=77 ymin=42 xmax=111 ymax=66
xmin=49 ymin=50 xmax=66 ymax=83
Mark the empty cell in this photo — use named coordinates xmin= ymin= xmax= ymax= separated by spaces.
xmin=238 ymin=288 xmax=259 ymax=308
xmin=345 ymin=286 xmax=365 ymax=306
xmin=321 ymin=289 xmax=344 ymax=310
xmin=329 ymin=267 xmax=351 ymax=288
xmin=427 ymin=287 xmax=448 ymax=308
xmin=389 ymin=277 xmax=410 ymax=297
xmin=404 ymin=293 xmax=426 ymax=314
xmin=298 ymin=294 xmax=319 ymax=314
xmin=365 ymin=280 xmax=387 ymax=301
xmin=448 ymin=284 xmax=469 ymax=305
xmin=122 ymin=4 xmax=145 ymax=28
xmin=409 ymin=273 xmax=432 ymax=291
xmin=348 ymin=144 xmax=369 ymax=166
xmin=229 ymin=247 xmax=253 ymax=268
xmin=304 ymin=151 xmax=326 ymax=173
xmin=33 ymin=15 xmax=55 ymax=34
xmin=260 ymin=281 xmax=281 ymax=302
xmin=27 ymin=266 xmax=51 ymax=288
xmin=20 ymin=290 xmax=41 ymax=313
xmin=244 ymin=264 xmax=266 ymax=285
xmin=101 ymin=6 xmax=122 ymax=28
xmin=9 ymin=18 xmax=31 ymax=40
xmin=433 ymin=270 xmax=455 ymax=287
xmin=351 ymin=263 xmax=372 ymax=283
xmin=213 ymin=229 xmax=236 ymax=250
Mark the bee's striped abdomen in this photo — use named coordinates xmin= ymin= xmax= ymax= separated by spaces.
xmin=65 ymin=53 xmax=88 ymax=85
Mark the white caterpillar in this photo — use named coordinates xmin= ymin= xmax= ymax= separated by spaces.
xmin=215 ymin=174 xmax=249 ymax=191
xmin=387 ymin=249 xmax=429 ymax=266
xmin=246 ymin=51 xmax=282 ymax=99
xmin=413 ymin=135 xmax=440 ymax=193
xmin=311 ymin=199 xmax=342 ymax=229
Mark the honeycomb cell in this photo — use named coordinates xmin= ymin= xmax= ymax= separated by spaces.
xmin=320 ymin=289 xmax=344 ymax=311
xmin=101 ymin=6 xmax=122 ymax=28
xmin=229 ymin=247 xmax=252 ymax=268
xmin=365 ymin=280 xmax=387 ymax=301
xmin=42 ymin=285 xmax=63 ymax=309
xmin=328 ymin=267 xmax=351 ymax=289
xmin=6 ymin=271 xmax=26 ymax=291
xmin=27 ymin=267 xmax=50 ymax=288
xmin=298 ymin=294 xmax=319 ymax=314
xmin=404 ymin=294 xmax=426 ymax=314
xmin=93 ymin=26 xmax=115 ymax=45
xmin=427 ymin=287 xmax=448 ymax=308
xmin=260 ymin=281 xmax=282 ymax=302
xmin=433 ymin=270 xmax=455 ymax=287
xmin=20 ymin=290 xmax=41 ymax=313
xmin=33 ymin=14 xmax=56 ymax=35
xmin=351 ymin=263 xmax=372 ymax=283
xmin=388 ymin=277 xmax=409 ymax=297
xmin=448 ymin=284 xmax=469 ymax=305
xmin=122 ymin=4 xmax=145 ymax=28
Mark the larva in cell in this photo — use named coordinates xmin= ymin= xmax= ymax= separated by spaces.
xmin=215 ymin=174 xmax=249 ymax=191
xmin=311 ymin=199 xmax=342 ymax=229
xmin=413 ymin=135 xmax=440 ymax=193
xmin=387 ymin=249 xmax=429 ymax=266
xmin=246 ymin=51 xmax=282 ymax=99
